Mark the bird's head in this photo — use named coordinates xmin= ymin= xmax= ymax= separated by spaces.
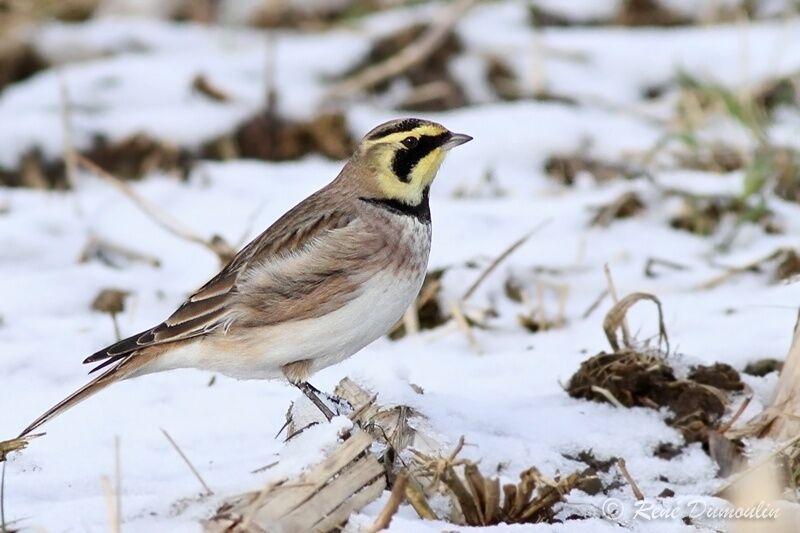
xmin=346 ymin=118 xmax=472 ymax=205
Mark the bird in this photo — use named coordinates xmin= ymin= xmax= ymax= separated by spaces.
xmin=19 ymin=117 xmax=472 ymax=437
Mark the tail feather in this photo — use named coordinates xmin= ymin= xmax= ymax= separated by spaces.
xmin=18 ymin=357 xmax=134 ymax=438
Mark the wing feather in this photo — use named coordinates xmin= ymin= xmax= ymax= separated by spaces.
xmin=83 ymin=191 xmax=358 ymax=371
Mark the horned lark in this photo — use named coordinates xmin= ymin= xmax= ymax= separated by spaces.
xmin=19 ymin=118 xmax=471 ymax=437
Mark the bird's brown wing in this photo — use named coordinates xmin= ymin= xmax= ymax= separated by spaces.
xmin=83 ymin=189 xmax=357 ymax=373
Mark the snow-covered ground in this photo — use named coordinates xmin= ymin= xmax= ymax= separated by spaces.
xmin=2 ymin=1 xmax=800 ymax=531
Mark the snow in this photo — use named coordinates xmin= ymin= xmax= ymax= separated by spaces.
xmin=2 ymin=1 xmax=800 ymax=531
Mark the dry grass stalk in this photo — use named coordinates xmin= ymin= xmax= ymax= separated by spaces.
xmin=401 ymin=306 xmax=420 ymax=337
xmin=516 ymin=280 xmax=569 ymax=332
xmin=762 ymin=314 xmax=800 ymax=440
xmin=589 ymin=385 xmax=625 ymax=408
xmin=728 ymin=458 xmax=792 ymax=533
xmin=191 ymin=74 xmax=232 ymax=102
xmin=336 ymin=378 xmax=443 ymax=459
xmin=161 ymin=429 xmax=214 ymax=496
xmin=432 ymin=462 xmax=584 ymax=526
xmin=74 ymin=153 xmax=236 ymax=264
xmin=716 ymin=432 xmax=800 ymax=497
xmin=1 ymin=462 xmax=7 ymax=531
xmin=325 ymin=0 xmax=477 ymax=101
xmin=602 ymin=292 xmax=669 ymax=353
xmin=449 ymin=302 xmax=480 ymax=353
xmin=100 ymin=436 xmax=122 ymax=533
xmin=79 ymin=236 xmax=162 ymax=268
xmin=698 ymin=248 xmax=799 ymax=290
xmin=100 ymin=476 xmax=120 ymax=533
xmin=718 ymin=395 xmax=753 ymax=435
xmin=367 ymin=471 xmax=409 ymax=533
xmin=404 ymin=480 xmax=437 ymax=520
xmin=407 ymin=437 xmax=583 ymax=525
xmin=729 ymin=312 xmax=800 ymax=441
xmin=58 ymin=71 xmax=78 ymax=192
xmin=644 ymin=256 xmax=689 ymax=278
xmin=581 ymin=289 xmax=609 ymax=319
xmin=616 ymin=458 xmax=644 ymax=500
xmin=205 ymin=431 xmax=385 ymax=533
xmin=462 ymin=226 xmax=546 ymax=301
xmin=603 ymin=264 xmax=632 ymax=349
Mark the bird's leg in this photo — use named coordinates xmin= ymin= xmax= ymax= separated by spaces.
xmin=283 ymin=361 xmax=340 ymax=421
xmin=295 ymin=381 xmax=335 ymax=421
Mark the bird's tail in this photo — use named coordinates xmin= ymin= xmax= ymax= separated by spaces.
xmin=18 ymin=356 xmax=142 ymax=438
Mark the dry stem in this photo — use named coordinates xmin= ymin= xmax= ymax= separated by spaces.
xmin=325 ymin=0 xmax=477 ymax=101
xmin=462 ymin=223 xmax=548 ymax=301
xmin=616 ymin=458 xmax=644 ymax=500
xmin=368 ymin=471 xmax=409 ymax=532
xmin=161 ymin=429 xmax=214 ymax=496
xmin=603 ymin=264 xmax=631 ymax=347
xmin=74 ymin=153 xmax=236 ymax=263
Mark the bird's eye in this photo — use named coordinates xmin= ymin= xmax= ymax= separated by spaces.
xmin=401 ymin=136 xmax=418 ymax=149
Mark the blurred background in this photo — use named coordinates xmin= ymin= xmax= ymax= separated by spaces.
xmin=2 ymin=1 xmax=800 ymax=531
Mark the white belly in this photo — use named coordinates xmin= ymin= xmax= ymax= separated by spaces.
xmin=161 ymin=270 xmax=425 ymax=380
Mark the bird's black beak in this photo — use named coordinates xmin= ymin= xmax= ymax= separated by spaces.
xmin=442 ymin=132 xmax=473 ymax=150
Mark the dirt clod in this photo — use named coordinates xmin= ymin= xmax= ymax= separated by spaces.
xmin=654 ymin=442 xmax=682 ymax=460
xmin=744 ymin=358 xmax=783 ymax=377
xmin=687 ymin=363 xmax=743 ymax=392
xmin=1 ymin=110 xmax=355 ymax=188
xmin=209 ymin=110 xmax=355 ymax=162
xmin=615 ymin=0 xmax=690 ymax=27
xmin=0 ymin=42 xmax=49 ymax=93
xmin=544 ymin=152 xmax=640 ymax=186
xmin=567 ymin=351 xmax=743 ymax=443
xmin=675 ymin=144 xmax=744 ymax=173
xmin=774 ymin=249 xmax=800 ymax=283
xmin=590 ymin=191 xmax=645 ymax=227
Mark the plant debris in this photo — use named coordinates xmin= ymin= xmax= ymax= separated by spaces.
xmin=0 ymin=110 xmax=355 ymax=188
xmin=247 ymin=0 xmax=396 ymax=29
xmin=770 ymin=147 xmax=800 ymax=204
xmin=205 ymin=431 xmax=385 ymax=532
xmin=203 ymin=110 xmax=354 ymax=162
xmin=569 ymin=350 xmax=747 ymax=444
xmin=668 ymin=194 xmax=778 ymax=237
xmin=486 ymin=55 xmax=520 ymax=101
xmin=589 ymin=191 xmax=646 ymax=227
xmin=544 ymin=150 xmax=641 ymax=186
xmin=0 ymin=41 xmax=49 ymax=93
xmin=687 ymin=363 xmax=744 ymax=392
xmin=339 ymin=22 xmax=466 ymax=111
xmin=743 ymin=358 xmax=783 ymax=377
xmin=699 ymin=247 xmax=800 ymax=290
xmin=674 ymin=143 xmax=744 ymax=173
xmin=527 ymin=0 xmax=690 ymax=28
xmin=568 ymin=291 xmax=743 ymax=446
xmin=91 ymin=288 xmax=129 ymax=315
xmin=410 ymin=439 xmax=589 ymax=526
xmin=436 ymin=463 xmax=586 ymax=525
xmin=615 ymin=0 xmax=690 ymax=27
